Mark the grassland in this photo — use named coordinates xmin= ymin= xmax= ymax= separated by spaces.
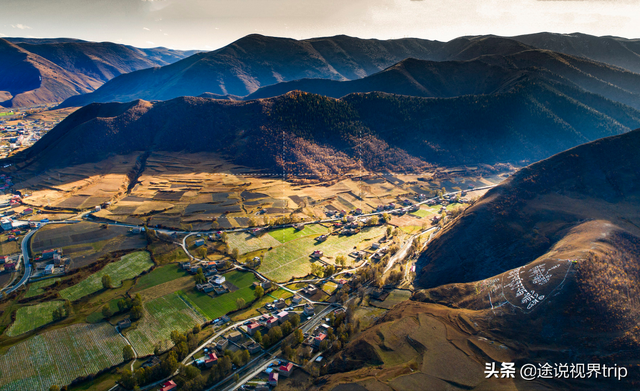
xmin=269 ymin=225 xmax=329 ymax=244
xmin=261 ymin=226 xmax=385 ymax=281
xmin=181 ymin=271 xmax=259 ymax=320
xmin=60 ymin=251 xmax=153 ymax=301
xmin=125 ymin=292 xmax=207 ymax=356
xmin=23 ymin=278 xmax=60 ymax=299
xmin=410 ymin=208 xmax=431 ymax=218
xmin=132 ymin=263 xmax=188 ymax=292
xmin=0 ymin=322 xmax=126 ymax=391
xmin=6 ymin=301 xmax=64 ymax=337
xmin=226 ymin=232 xmax=281 ymax=255
xmin=370 ymin=289 xmax=412 ymax=310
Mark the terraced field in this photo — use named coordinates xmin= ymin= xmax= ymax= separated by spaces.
xmin=125 ymin=292 xmax=207 ymax=356
xmin=60 ymin=251 xmax=154 ymax=301
xmin=6 ymin=301 xmax=64 ymax=337
xmin=0 ymin=322 xmax=126 ymax=391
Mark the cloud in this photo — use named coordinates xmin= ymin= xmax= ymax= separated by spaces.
xmin=0 ymin=33 xmax=6 ymax=37
xmin=143 ymin=27 xmax=150 ymax=31
xmin=11 ymin=24 xmax=31 ymax=30
xmin=146 ymin=41 xmax=155 ymax=45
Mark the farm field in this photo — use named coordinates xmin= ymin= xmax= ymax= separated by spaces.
xmin=125 ymin=292 xmax=207 ymax=356
xmin=370 ymin=289 xmax=412 ymax=309
xmin=132 ymin=263 xmax=188 ymax=292
xmin=261 ymin=225 xmax=385 ymax=281
xmin=24 ymin=278 xmax=60 ymax=299
xmin=226 ymin=232 xmax=281 ymax=255
xmin=6 ymin=301 xmax=64 ymax=337
xmin=0 ymin=322 xmax=126 ymax=391
xmin=60 ymin=251 xmax=153 ymax=301
xmin=269 ymin=225 xmax=329 ymax=244
xmin=31 ymin=222 xmax=147 ymax=270
xmin=181 ymin=271 xmax=259 ymax=320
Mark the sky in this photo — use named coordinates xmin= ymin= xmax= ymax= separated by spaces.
xmin=0 ymin=0 xmax=639 ymax=50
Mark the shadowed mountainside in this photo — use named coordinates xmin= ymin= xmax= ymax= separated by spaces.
xmin=319 ymin=129 xmax=640 ymax=391
xmin=6 ymin=84 xmax=640 ymax=178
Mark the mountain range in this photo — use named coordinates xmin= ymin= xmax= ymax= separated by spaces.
xmin=59 ymin=33 xmax=640 ymax=108
xmin=0 ymin=38 xmax=196 ymax=108
xmin=6 ymin=80 xmax=640 ymax=178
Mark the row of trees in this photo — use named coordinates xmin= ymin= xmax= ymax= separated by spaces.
xmin=102 ymin=293 xmax=144 ymax=320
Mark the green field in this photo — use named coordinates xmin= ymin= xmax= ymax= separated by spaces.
xmin=6 ymin=301 xmax=64 ymax=337
xmin=60 ymin=251 xmax=154 ymax=301
xmin=132 ymin=263 xmax=187 ymax=292
xmin=125 ymin=292 xmax=207 ymax=356
xmin=85 ymin=298 xmax=121 ymax=323
xmin=181 ymin=271 xmax=259 ymax=320
xmin=262 ymin=226 xmax=385 ymax=281
xmin=24 ymin=278 xmax=60 ymax=299
xmin=269 ymin=225 xmax=329 ymax=244
xmin=232 ymin=288 xmax=292 ymax=321
xmin=370 ymin=289 xmax=412 ymax=309
xmin=0 ymin=322 xmax=126 ymax=391
xmin=410 ymin=208 xmax=431 ymax=218
xmin=0 ymin=112 xmax=14 ymax=117
xmin=226 ymin=232 xmax=281 ymax=255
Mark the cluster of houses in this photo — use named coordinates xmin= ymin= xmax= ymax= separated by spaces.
xmin=33 ymin=248 xmax=69 ymax=276
xmin=0 ymin=254 xmax=19 ymax=273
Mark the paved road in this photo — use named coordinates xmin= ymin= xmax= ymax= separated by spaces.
xmin=216 ymin=304 xmax=336 ymax=391
xmin=1 ymin=227 xmax=38 ymax=296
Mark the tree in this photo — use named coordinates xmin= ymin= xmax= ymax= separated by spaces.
xmin=132 ymin=293 xmax=142 ymax=307
xmin=102 ymin=274 xmax=112 ymax=289
xmin=294 ymin=329 xmax=304 ymax=344
xmin=325 ymin=264 xmax=335 ymax=276
xmin=241 ymin=349 xmax=250 ymax=364
xmin=335 ymin=255 xmax=347 ymax=268
xmin=194 ymin=268 xmax=206 ymax=284
xmin=254 ymin=285 xmax=264 ymax=299
xmin=369 ymin=215 xmax=379 ymax=226
xmin=290 ymin=313 xmax=300 ymax=328
xmin=119 ymin=369 xmax=137 ymax=390
xmin=234 ymin=373 xmax=240 ymax=383
xmin=268 ymin=325 xmax=283 ymax=342
xmin=118 ymin=297 xmax=133 ymax=312
xmin=123 ymin=345 xmax=135 ymax=361
xmin=231 ymin=248 xmax=239 ymax=260
xmin=192 ymin=324 xmax=201 ymax=334
xmin=281 ymin=320 xmax=292 ymax=335
xmin=197 ymin=246 xmax=208 ymax=259
xmin=184 ymin=365 xmax=201 ymax=380
xmin=130 ymin=305 xmax=144 ymax=320
xmin=49 ymin=386 xmax=60 ymax=391
xmin=236 ymin=297 xmax=246 ymax=310
xmin=386 ymin=226 xmax=393 ymax=237
xmin=254 ymin=330 xmax=262 ymax=344
xmin=102 ymin=304 xmax=113 ymax=319
xmin=221 ymin=232 xmax=228 ymax=243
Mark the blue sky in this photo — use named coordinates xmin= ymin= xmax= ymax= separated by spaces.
xmin=1 ymin=0 xmax=639 ymax=50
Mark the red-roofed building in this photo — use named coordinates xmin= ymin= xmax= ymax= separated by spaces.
xmin=278 ymin=362 xmax=295 ymax=377
xmin=314 ymin=333 xmax=327 ymax=347
xmin=159 ymin=380 xmax=177 ymax=391
xmin=204 ymin=352 xmax=218 ymax=368
xmin=266 ymin=316 xmax=279 ymax=329
xmin=4 ymin=262 xmax=16 ymax=271
xmin=269 ymin=372 xmax=279 ymax=386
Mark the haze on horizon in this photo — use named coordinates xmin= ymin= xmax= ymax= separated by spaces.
xmin=1 ymin=0 xmax=639 ymax=50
